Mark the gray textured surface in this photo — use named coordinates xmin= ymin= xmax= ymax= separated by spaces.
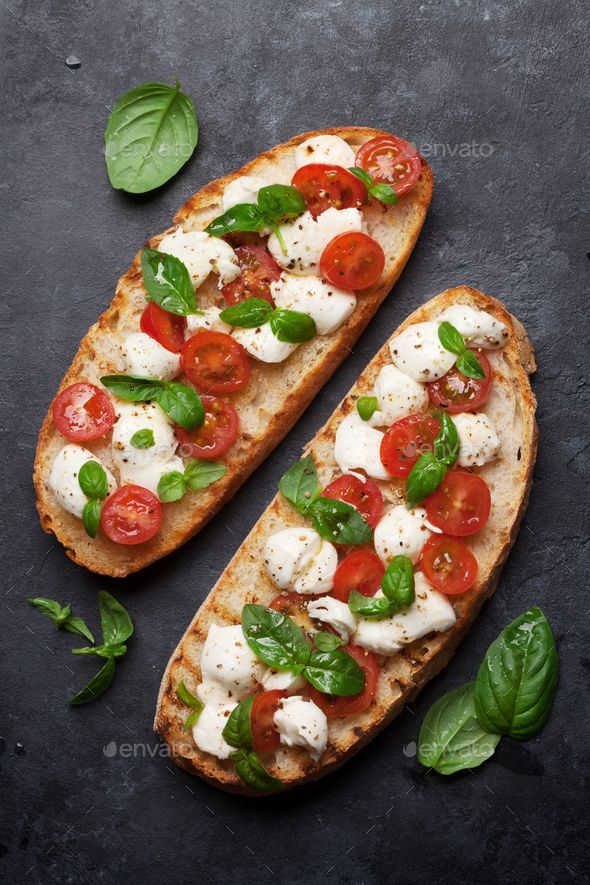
xmin=1 ymin=1 xmax=589 ymax=883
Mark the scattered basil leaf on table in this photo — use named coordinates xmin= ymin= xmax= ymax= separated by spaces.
xmin=219 ymin=298 xmax=273 ymax=329
xmin=28 ymin=598 xmax=94 ymax=643
xmin=278 ymin=455 xmax=321 ymax=515
xmin=309 ymin=497 xmax=373 ymax=545
xmin=70 ymin=593 xmax=134 ymax=705
xmin=406 ymin=451 xmax=447 ymax=507
xmin=82 ymin=498 xmax=102 ymax=539
xmin=314 ymin=631 xmax=345 ymax=652
xmin=348 ymin=166 xmax=398 ymax=205
xmin=141 ymin=248 xmax=196 ymax=315
xmin=357 ymin=395 xmax=378 ymax=421
xmin=100 ymin=375 xmax=204 ymax=431
xmin=270 ymin=308 xmax=316 ymax=343
xmin=98 ymin=591 xmax=134 ymax=645
xmin=438 ymin=321 xmax=485 ymax=380
xmin=230 ymin=748 xmax=283 ymax=793
xmin=72 ymin=643 xmax=127 ymax=658
xmin=70 ymin=657 xmax=117 ymax=706
xmin=130 ymin=428 xmax=155 ymax=449
xmin=222 ymin=694 xmax=255 ymax=749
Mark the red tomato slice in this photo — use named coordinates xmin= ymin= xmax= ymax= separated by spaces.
xmin=320 ymin=231 xmax=385 ymax=291
xmin=251 ymin=690 xmax=287 ymax=753
xmin=100 ymin=485 xmax=162 ymax=545
xmin=175 ymin=395 xmax=239 ymax=460
xmin=420 ymin=534 xmax=478 ymax=594
xmin=309 ymin=643 xmax=378 ymax=718
xmin=332 ymin=550 xmax=384 ymax=603
xmin=140 ymin=301 xmax=186 ymax=353
xmin=53 ymin=382 xmax=115 ymax=442
xmin=425 ymin=471 xmax=491 ymax=537
xmin=291 ymin=163 xmax=366 ymax=218
xmin=268 ymin=591 xmax=309 ymax=614
xmin=181 ymin=331 xmax=250 ymax=395
xmin=427 ymin=349 xmax=492 ymax=413
xmin=322 ymin=473 xmax=384 ymax=529
xmin=221 ymin=246 xmax=282 ymax=306
xmin=355 ymin=135 xmax=422 ymax=196
xmin=380 ymin=414 xmax=440 ymax=477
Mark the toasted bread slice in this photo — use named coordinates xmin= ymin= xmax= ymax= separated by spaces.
xmin=154 ymin=285 xmax=537 ymax=795
xmin=34 ymin=127 xmax=433 ymax=577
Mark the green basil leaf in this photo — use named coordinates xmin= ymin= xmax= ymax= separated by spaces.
xmin=406 ymin=452 xmax=447 ymax=506
xmin=78 ymin=460 xmax=109 ymax=500
xmin=304 ymin=649 xmax=366 ymax=697
xmin=257 ymin=184 xmax=306 ymax=220
xmin=219 ymin=297 xmax=273 ymax=328
xmin=157 ymin=471 xmax=187 ymax=503
xmin=141 ymin=247 xmax=196 ymax=316
xmin=28 ymin=597 xmax=64 ymax=620
xmin=62 ymin=616 xmax=95 ymax=644
xmin=278 ymin=455 xmax=320 ymax=515
xmin=433 ymin=410 xmax=460 ymax=466
xmin=369 ymin=182 xmax=398 ymax=205
xmin=418 ymin=682 xmax=500 ymax=775
xmin=184 ymin=708 xmax=203 ymax=731
xmin=474 ymin=607 xmax=558 ymax=740
xmin=357 ymin=396 xmax=378 ymax=421
xmin=177 ymin=680 xmax=203 ymax=708
xmin=309 ymin=497 xmax=373 ymax=545
xmin=347 ymin=166 xmax=373 ymax=189
xmin=98 ymin=591 xmax=134 ymax=645
xmin=242 ymin=604 xmax=311 ymax=672
xmin=184 ymin=459 xmax=227 ymax=490
xmin=70 ymin=657 xmax=117 ymax=706
xmin=270 ymin=308 xmax=316 ymax=344
xmin=72 ymin=643 xmax=127 ymax=659
xmin=231 ymin=749 xmax=283 ymax=793
xmin=438 ymin=320 xmax=466 ymax=356
xmin=156 ymin=381 xmax=204 ymax=430
xmin=130 ymin=428 xmax=155 ymax=449
xmin=100 ymin=374 xmax=163 ymax=402
xmin=82 ymin=498 xmax=102 ymax=539
xmin=204 ymin=203 xmax=264 ymax=238
xmin=104 ymin=80 xmax=198 ymax=194
xmin=348 ymin=590 xmax=396 ymax=618
xmin=456 ymin=349 xmax=486 ymax=380
xmin=28 ymin=598 xmax=94 ymax=642
xmin=222 ymin=693 xmax=255 ymax=750
xmin=381 ymin=555 xmax=415 ymax=609
xmin=314 ymin=631 xmax=345 ymax=652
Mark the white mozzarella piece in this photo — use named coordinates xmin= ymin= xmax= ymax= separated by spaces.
xmin=129 ymin=455 xmax=185 ymax=498
xmin=369 ymin=364 xmax=430 ymax=427
xmin=307 ymin=596 xmax=356 ymax=641
xmin=121 ymin=332 xmax=180 ymax=381
xmin=49 ymin=445 xmax=117 ymax=518
xmin=221 ymin=174 xmax=270 ymax=213
xmin=389 ymin=322 xmax=456 ymax=382
xmin=231 ymin=323 xmax=298 ymax=363
xmin=199 ymin=624 xmax=264 ymax=704
xmin=294 ymin=134 xmax=356 ymax=169
xmin=353 ymin=615 xmax=403 ymax=656
xmin=191 ymin=703 xmax=237 ymax=760
xmin=454 ymin=412 xmax=501 ymax=467
xmin=157 ymin=228 xmax=240 ymax=289
xmin=438 ymin=305 xmax=508 ymax=349
xmin=294 ymin=540 xmax=338 ymax=595
xmin=267 ymin=207 xmax=363 ymax=276
xmin=273 ymin=696 xmax=328 ymax=760
xmin=334 ymin=412 xmax=392 ymax=480
xmin=263 ymin=528 xmax=338 ymax=595
xmin=270 ymin=273 xmax=356 ymax=335
xmin=111 ymin=402 xmax=182 ymax=496
xmin=374 ymin=505 xmax=432 ymax=565
xmin=186 ymin=307 xmax=231 ymax=336
xmin=260 ymin=669 xmax=306 ymax=693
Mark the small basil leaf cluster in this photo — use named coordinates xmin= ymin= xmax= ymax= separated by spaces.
xmin=357 ymin=395 xmax=378 ymax=421
xmin=176 ymin=681 xmax=204 ymax=731
xmin=221 ymin=694 xmax=283 ymax=793
xmin=348 ymin=167 xmax=398 ymax=205
xmin=406 ymin=410 xmax=459 ymax=506
xmin=78 ymin=460 xmax=110 ymax=538
xmin=100 ymin=375 xmax=205 ymax=431
xmin=141 ymin=247 xmax=198 ymax=316
xmin=219 ymin=296 xmax=317 ymax=345
xmin=28 ymin=598 xmax=94 ymax=643
xmin=438 ymin=321 xmax=485 ymax=380
xmin=157 ymin=459 xmax=227 ymax=503
xmin=348 ymin=554 xmax=415 ymax=618
xmin=418 ymin=608 xmax=558 ymax=775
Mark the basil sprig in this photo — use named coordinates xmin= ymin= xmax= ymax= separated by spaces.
xmin=130 ymin=428 xmax=155 ymax=449
xmin=219 ymin=298 xmax=317 ymax=344
xmin=177 ymin=680 xmax=204 ymax=731
xmin=205 ymin=184 xmax=306 ymax=254
xmin=278 ymin=455 xmax=321 ymax=515
xmin=78 ymin=461 xmax=110 ymax=539
xmin=405 ymin=411 xmax=459 ymax=506
xmin=100 ymin=375 xmax=204 ymax=431
xmin=348 ymin=167 xmax=398 ymax=205
xmin=309 ymin=497 xmax=373 ymax=545
xmin=357 ymin=395 xmax=378 ymax=421
xmin=141 ymin=248 xmax=196 ymax=315
xmin=348 ymin=554 xmax=415 ymax=618
xmin=438 ymin=321 xmax=485 ymax=380
xmin=222 ymin=694 xmax=283 ymax=793
xmin=157 ymin=459 xmax=227 ymax=503
xmin=28 ymin=598 xmax=94 ymax=643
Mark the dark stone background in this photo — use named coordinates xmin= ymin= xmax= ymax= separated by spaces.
xmin=1 ymin=1 xmax=588 ymax=882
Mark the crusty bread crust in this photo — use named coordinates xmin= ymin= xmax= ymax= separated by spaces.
xmin=33 ymin=127 xmax=433 ymax=577
xmin=154 ymin=286 xmax=537 ymax=796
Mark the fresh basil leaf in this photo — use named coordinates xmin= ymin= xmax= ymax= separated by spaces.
xmin=78 ymin=460 xmax=109 ymax=500
xmin=28 ymin=598 xmax=94 ymax=642
xmin=348 ymin=590 xmax=396 ymax=618
xmin=242 ymin=604 xmax=311 ymax=672
xmin=82 ymin=498 xmax=102 ymax=539
xmin=433 ymin=410 xmax=460 ymax=467
xmin=406 ymin=452 xmax=447 ymax=506
xmin=381 ymin=555 xmax=415 ymax=609
xmin=369 ymin=182 xmax=398 ymax=205
xmin=231 ymin=749 xmax=283 ymax=793
xmin=456 ymin=349 xmax=486 ymax=380
xmin=184 ymin=708 xmax=202 ymax=731
xmin=205 ymin=203 xmax=264 ymax=238
xmin=304 ymin=649 xmax=366 ymax=697
xmin=156 ymin=381 xmax=204 ymax=430
xmin=104 ymin=80 xmax=198 ymax=194
xmin=62 ymin=616 xmax=95 ymax=644
xmin=474 ymin=607 xmax=558 ymax=740
xmin=100 ymin=374 xmax=163 ymax=402
xmin=219 ymin=297 xmax=273 ymax=328
xmin=278 ymin=455 xmax=320 ymax=515
xmin=222 ymin=693 xmax=255 ymax=750
xmin=314 ymin=631 xmax=345 ymax=652
xmin=309 ymin=497 xmax=373 ymax=545
xmin=157 ymin=471 xmax=187 ymax=503
xmin=72 ymin=643 xmax=127 ymax=659
xmin=357 ymin=396 xmax=378 ymax=421
xmin=184 ymin=459 xmax=227 ymax=490
xmin=438 ymin=320 xmax=466 ymax=356
xmin=257 ymin=184 xmax=306 ymax=220
xmin=98 ymin=591 xmax=134 ymax=645
xmin=130 ymin=428 xmax=155 ymax=449
xmin=348 ymin=166 xmax=373 ymax=189
xmin=177 ymin=680 xmax=203 ymax=708
xmin=141 ymin=247 xmax=196 ymax=316
xmin=270 ymin=308 xmax=316 ymax=344
xmin=70 ymin=657 xmax=117 ymax=706
xmin=418 ymin=682 xmax=500 ymax=775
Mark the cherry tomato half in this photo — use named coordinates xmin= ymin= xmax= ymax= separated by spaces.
xmin=291 ymin=163 xmax=366 ymax=219
xmin=427 ymin=349 xmax=492 ymax=413
xmin=425 ymin=471 xmax=491 ymax=537
xmin=355 ymin=135 xmax=422 ymax=196
xmin=181 ymin=331 xmax=250 ymax=395
xmin=420 ymin=534 xmax=478 ymax=595
xmin=100 ymin=485 xmax=162 ymax=545
xmin=175 ymin=395 xmax=239 ymax=460
xmin=309 ymin=643 xmax=378 ymax=718
xmin=320 ymin=231 xmax=385 ymax=291
xmin=268 ymin=591 xmax=310 ymax=614
xmin=380 ymin=413 xmax=440 ymax=477
xmin=140 ymin=301 xmax=186 ymax=353
xmin=221 ymin=246 xmax=282 ymax=306
xmin=52 ymin=382 xmax=115 ymax=442
xmin=332 ymin=550 xmax=385 ymax=603
xmin=322 ymin=473 xmax=384 ymax=529
xmin=251 ymin=690 xmax=287 ymax=753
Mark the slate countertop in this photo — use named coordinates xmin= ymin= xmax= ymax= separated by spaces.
xmin=1 ymin=1 xmax=589 ymax=883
